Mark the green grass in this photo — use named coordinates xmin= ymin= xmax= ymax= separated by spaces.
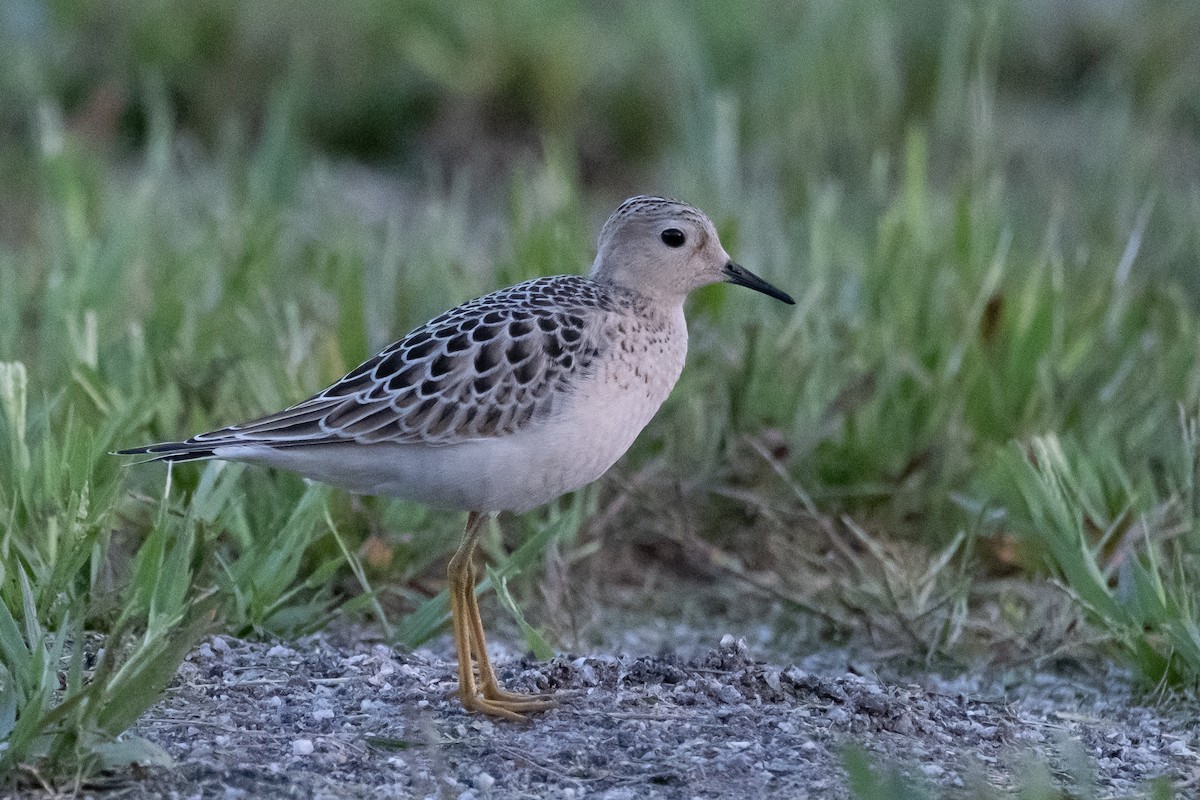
xmin=1 ymin=0 xmax=1198 ymax=794
xmin=843 ymin=744 xmax=1179 ymax=800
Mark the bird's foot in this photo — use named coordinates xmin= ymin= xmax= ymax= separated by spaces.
xmin=460 ymin=686 xmax=557 ymax=723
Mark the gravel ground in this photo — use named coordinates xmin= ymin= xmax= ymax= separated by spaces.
xmin=27 ymin=627 xmax=1195 ymax=799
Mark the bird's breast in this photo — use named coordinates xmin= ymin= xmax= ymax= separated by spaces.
xmin=595 ymin=307 xmax=688 ymax=414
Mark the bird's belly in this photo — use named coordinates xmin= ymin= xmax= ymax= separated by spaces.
xmin=229 ymin=361 xmax=678 ymax=512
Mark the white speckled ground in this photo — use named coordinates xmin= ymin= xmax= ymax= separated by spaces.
xmin=34 ymin=629 xmax=1186 ymax=799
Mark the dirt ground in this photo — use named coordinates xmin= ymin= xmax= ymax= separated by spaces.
xmin=23 ymin=593 xmax=1198 ymax=800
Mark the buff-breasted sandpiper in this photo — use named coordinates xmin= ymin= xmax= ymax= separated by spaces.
xmin=119 ymin=195 xmax=795 ymax=721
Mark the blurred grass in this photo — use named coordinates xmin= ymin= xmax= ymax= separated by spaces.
xmin=0 ymin=0 xmax=1198 ymax=792
xmin=844 ymin=743 xmax=1179 ymax=800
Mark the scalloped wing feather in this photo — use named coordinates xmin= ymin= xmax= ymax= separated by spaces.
xmin=185 ymin=276 xmax=619 ymax=449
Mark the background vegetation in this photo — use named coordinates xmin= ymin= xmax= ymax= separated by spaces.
xmin=1 ymin=0 xmax=1198 ymax=795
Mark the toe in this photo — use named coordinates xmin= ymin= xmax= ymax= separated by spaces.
xmin=460 ymin=694 xmax=533 ymax=723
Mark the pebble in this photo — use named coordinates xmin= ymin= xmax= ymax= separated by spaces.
xmin=140 ymin=635 xmax=1193 ymax=799
xmin=580 ymin=663 xmax=598 ymax=686
xmin=715 ymin=684 xmax=743 ymax=704
xmin=785 ymin=666 xmax=811 ymax=683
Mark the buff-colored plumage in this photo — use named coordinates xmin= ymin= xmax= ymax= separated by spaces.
xmin=119 ymin=195 xmax=793 ymax=720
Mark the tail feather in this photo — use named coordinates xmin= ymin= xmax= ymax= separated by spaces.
xmin=113 ymin=441 xmax=219 ymax=463
xmin=114 ymin=436 xmax=324 ymax=464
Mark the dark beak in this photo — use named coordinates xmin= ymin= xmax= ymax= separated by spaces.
xmin=722 ymin=262 xmax=795 ymax=305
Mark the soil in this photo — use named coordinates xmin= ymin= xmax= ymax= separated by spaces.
xmin=21 ymin=612 xmax=1198 ymax=800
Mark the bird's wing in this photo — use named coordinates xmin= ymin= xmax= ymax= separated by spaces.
xmin=151 ymin=276 xmax=619 ymax=454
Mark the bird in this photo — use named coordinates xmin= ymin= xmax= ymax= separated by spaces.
xmin=118 ymin=195 xmax=795 ymax=721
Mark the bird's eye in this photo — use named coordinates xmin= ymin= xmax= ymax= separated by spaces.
xmin=660 ymin=228 xmax=686 ymax=248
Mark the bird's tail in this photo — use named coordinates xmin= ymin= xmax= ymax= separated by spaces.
xmin=113 ymin=441 xmax=220 ymax=464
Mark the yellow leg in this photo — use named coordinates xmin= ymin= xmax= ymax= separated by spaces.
xmin=463 ymin=557 xmax=556 ymax=711
xmin=447 ymin=511 xmax=556 ymax=722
